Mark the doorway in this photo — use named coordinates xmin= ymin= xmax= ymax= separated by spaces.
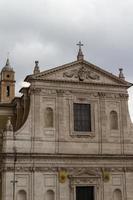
xmin=76 ymin=186 xmax=94 ymax=200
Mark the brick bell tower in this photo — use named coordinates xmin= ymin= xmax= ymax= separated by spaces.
xmin=0 ymin=58 xmax=15 ymax=103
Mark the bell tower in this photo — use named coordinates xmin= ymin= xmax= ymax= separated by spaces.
xmin=0 ymin=58 xmax=15 ymax=103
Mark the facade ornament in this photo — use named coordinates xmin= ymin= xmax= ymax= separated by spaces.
xmin=58 ymin=169 xmax=68 ymax=183
xmin=68 ymin=167 xmax=101 ymax=177
xmin=3 ymin=165 xmax=133 ymax=173
xmin=56 ymin=89 xmax=65 ymax=96
xmin=119 ymin=68 xmax=125 ymax=80
xmin=30 ymin=87 xmax=42 ymax=95
xmin=70 ymin=132 xmax=95 ymax=138
xmin=102 ymin=168 xmax=110 ymax=182
xmin=98 ymin=92 xmax=106 ymax=98
xmin=119 ymin=93 xmax=129 ymax=99
xmin=6 ymin=117 xmax=13 ymax=131
xmin=33 ymin=61 xmax=40 ymax=74
xmin=63 ymin=66 xmax=100 ymax=81
xmin=77 ymin=41 xmax=84 ymax=61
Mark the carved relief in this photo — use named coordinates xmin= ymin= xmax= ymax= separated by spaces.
xmin=63 ymin=66 xmax=100 ymax=81
xmin=73 ymin=91 xmax=126 ymax=99
xmin=30 ymin=87 xmax=41 ymax=95
xmin=68 ymin=167 xmax=101 ymax=177
xmin=98 ymin=92 xmax=128 ymax=99
xmin=42 ymin=89 xmax=57 ymax=95
xmin=98 ymin=92 xmax=106 ymax=98
xmin=70 ymin=177 xmax=101 ymax=187
xmin=3 ymin=165 xmax=133 ymax=173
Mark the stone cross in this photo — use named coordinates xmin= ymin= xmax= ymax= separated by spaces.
xmin=76 ymin=41 xmax=84 ymax=60
xmin=77 ymin=41 xmax=84 ymax=50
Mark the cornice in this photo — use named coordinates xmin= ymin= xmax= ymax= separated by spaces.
xmin=25 ymin=59 xmax=132 ymax=87
xmin=1 ymin=153 xmax=133 ymax=160
xmin=29 ymin=78 xmax=130 ymax=89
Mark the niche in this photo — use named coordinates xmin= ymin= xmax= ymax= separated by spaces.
xmin=110 ymin=110 xmax=118 ymax=130
xmin=17 ymin=190 xmax=27 ymax=200
xmin=113 ymin=189 xmax=122 ymax=200
xmin=44 ymin=107 xmax=54 ymax=128
xmin=46 ymin=190 xmax=55 ymax=200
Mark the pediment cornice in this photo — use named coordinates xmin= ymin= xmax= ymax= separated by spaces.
xmin=25 ymin=59 xmax=132 ymax=88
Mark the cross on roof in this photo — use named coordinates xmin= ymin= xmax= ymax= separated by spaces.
xmin=76 ymin=41 xmax=84 ymax=61
xmin=77 ymin=41 xmax=84 ymax=50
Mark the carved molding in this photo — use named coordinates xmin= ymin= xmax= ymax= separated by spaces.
xmin=42 ymin=89 xmax=57 ymax=95
xmin=98 ymin=92 xmax=128 ymax=99
xmin=2 ymin=166 xmax=133 ymax=173
xmin=70 ymin=177 xmax=101 ymax=186
xmin=30 ymin=88 xmax=42 ymax=95
xmin=3 ymin=166 xmax=58 ymax=172
xmin=63 ymin=66 xmax=100 ymax=81
xmin=98 ymin=92 xmax=106 ymax=98
xmin=68 ymin=167 xmax=101 ymax=177
xmin=29 ymin=86 xmax=129 ymax=100
xmin=70 ymin=132 xmax=95 ymax=138
xmin=68 ymin=168 xmax=102 ymax=189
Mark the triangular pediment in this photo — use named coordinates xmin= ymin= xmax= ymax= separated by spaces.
xmin=25 ymin=60 xmax=131 ymax=87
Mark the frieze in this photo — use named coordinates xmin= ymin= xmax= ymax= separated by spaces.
xmin=98 ymin=92 xmax=128 ymax=99
xmin=70 ymin=177 xmax=100 ymax=185
xmin=56 ymin=89 xmax=72 ymax=96
xmin=67 ymin=167 xmax=101 ymax=177
xmin=2 ymin=166 xmax=58 ymax=172
xmin=119 ymin=93 xmax=129 ymax=99
xmin=2 ymin=166 xmax=133 ymax=173
xmin=63 ymin=66 xmax=100 ymax=81
xmin=70 ymin=177 xmax=101 ymax=189
xmin=98 ymin=92 xmax=106 ymax=98
xmin=29 ymin=87 xmax=128 ymax=100
xmin=41 ymin=89 xmax=57 ymax=95
xmin=56 ymin=89 xmax=65 ymax=97
xmin=30 ymin=87 xmax=42 ymax=95
xmin=41 ymin=89 xmax=72 ymax=96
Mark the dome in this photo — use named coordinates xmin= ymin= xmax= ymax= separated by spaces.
xmin=1 ymin=58 xmax=14 ymax=72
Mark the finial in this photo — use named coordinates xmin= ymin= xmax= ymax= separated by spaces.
xmin=77 ymin=41 xmax=84 ymax=61
xmin=119 ymin=68 xmax=125 ymax=80
xmin=33 ymin=60 xmax=40 ymax=74
xmin=5 ymin=52 xmax=10 ymax=66
xmin=5 ymin=58 xmax=10 ymax=67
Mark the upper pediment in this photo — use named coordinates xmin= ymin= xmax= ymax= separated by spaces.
xmin=25 ymin=60 xmax=132 ymax=87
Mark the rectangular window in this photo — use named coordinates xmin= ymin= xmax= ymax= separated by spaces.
xmin=76 ymin=186 xmax=94 ymax=200
xmin=74 ymin=103 xmax=91 ymax=132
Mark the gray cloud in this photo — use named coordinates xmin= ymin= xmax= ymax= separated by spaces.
xmin=0 ymin=0 xmax=133 ymax=118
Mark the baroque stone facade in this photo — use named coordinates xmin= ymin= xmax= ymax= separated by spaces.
xmin=0 ymin=49 xmax=133 ymax=200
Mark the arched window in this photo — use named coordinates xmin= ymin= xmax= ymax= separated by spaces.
xmin=110 ymin=111 xmax=118 ymax=130
xmin=6 ymin=86 xmax=10 ymax=97
xmin=46 ymin=190 xmax=55 ymax=200
xmin=113 ymin=189 xmax=122 ymax=200
xmin=17 ymin=190 xmax=27 ymax=200
xmin=44 ymin=107 xmax=54 ymax=128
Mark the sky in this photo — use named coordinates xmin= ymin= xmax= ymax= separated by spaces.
xmin=0 ymin=0 xmax=133 ymax=120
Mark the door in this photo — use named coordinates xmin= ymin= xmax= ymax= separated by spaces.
xmin=76 ymin=186 xmax=94 ymax=200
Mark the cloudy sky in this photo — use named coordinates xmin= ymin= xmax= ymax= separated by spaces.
xmin=0 ymin=0 xmax=133 ymax=120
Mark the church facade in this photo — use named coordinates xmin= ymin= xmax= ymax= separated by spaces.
xmin=0 ymin=46 xmax=133 ymax=200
